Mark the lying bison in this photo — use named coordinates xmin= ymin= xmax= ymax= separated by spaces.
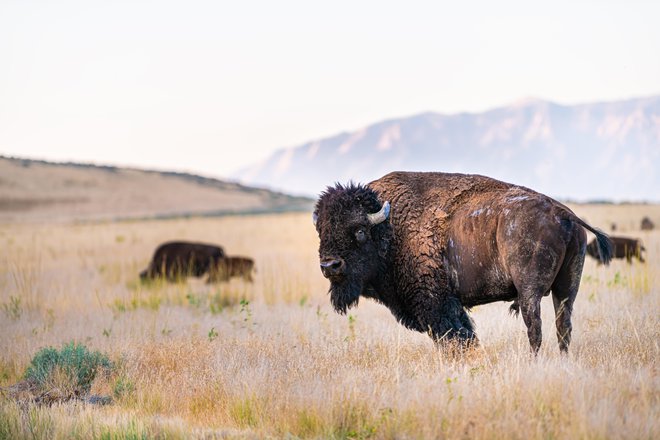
xmin=207 ymin=256 xmax=256 ymax=283
xmin=313 ymin=172 xmax=612 ymax=353
xmin=140 ymin=241 xmax=225 ymax=281
xmin=587 ymin=236 xmax=645 ymax=264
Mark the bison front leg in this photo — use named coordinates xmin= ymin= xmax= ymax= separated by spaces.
xmin=425 ymin=296 xmax=478 ymax=349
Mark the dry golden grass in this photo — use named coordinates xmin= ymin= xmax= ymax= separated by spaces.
xmin=0 ymin=205 xmax=658 ymax=439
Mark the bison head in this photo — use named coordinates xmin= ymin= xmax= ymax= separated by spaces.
xmin=313 ymin=183 xmax=392 ymax=314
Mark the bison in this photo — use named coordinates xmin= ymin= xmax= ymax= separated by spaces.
xmin=641 ymin=216 xmax=654 ymax=231
xmin=587 ymin=236 xmax=645 ymax=264
xmin=313 ymin=172 xmax=612 ymax=353
xmin=140 ymin=241 xmax=225 ymax=281
xmin=207 ymin=256 xmax=256 ymax=283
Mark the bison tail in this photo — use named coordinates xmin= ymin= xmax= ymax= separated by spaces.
xmin=592 ymin=230 xmax=613 ymax=265
xmin=564 ymin=212 xmax=613 ymax=265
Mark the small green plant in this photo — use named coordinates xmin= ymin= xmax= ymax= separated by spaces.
xmin=208 ymin=327 xmax=219 ymax=342
xmin=24 ymin=341 xmax=113 ymax=397
xmin=607 ymin=271 xmax=625 ymax=288
xmin=209 ymin=294 xmax=223 ymax=315
xmin=111 ymin=298 xmax=127 ymax=315
xmin=316 ymin=305 xmax=328 ymax=321
xmin=582 ymin=274 xmax=597 ymax=284
xmin=209 ymin=290 xmax=240 ymax=314
xmin=240 ymin=299 xmax=253 ymax=326
xmin=347 ymin=314 xmax=357 ymax=341
xmin=2 ymin=296 xmax=22 ymax=320
xmin=186 ymin=292 xmax=202 ymax=308
xmin=144 ymin=292 xmax=162 ymax=311
xmin=444 ymin=377 xmax=463 ymax=404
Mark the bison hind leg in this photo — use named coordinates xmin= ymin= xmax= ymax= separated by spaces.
xmin=549 ymin=241 xmax=586 ymax=353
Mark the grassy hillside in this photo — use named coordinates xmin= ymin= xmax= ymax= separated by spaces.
xmin=0 ymin=205 xmax=658 ymax=439
xmin=0 ymin=156 xmax=313 ymax=222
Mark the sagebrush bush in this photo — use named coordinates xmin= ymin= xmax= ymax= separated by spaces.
xmin=24 ymin=341 xmax=113 ymax=396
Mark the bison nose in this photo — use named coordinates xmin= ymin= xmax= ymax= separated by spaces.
xmin=320 ymin=257 xmax=345 ymax=278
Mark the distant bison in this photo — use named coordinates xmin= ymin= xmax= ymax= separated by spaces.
xmin=207 ymin=256 xmax=255 ymax=283
xmin=641 ymin=217 xmax=654 ymax=231
xmin=314 ymin=172 xmax=612 ymax=354
xmin=140 ymin=241 xmax=225 ymax=281
xmin=587 ymin=236 xmax=645 ymax=264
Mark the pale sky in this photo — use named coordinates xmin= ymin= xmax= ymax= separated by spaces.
xmin=1 ymin=0 xmax=659 ymax=178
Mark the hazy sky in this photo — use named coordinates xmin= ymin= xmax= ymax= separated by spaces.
xmin=1 ymin=0 xmax=659 ymax=178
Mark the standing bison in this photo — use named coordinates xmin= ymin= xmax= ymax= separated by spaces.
xmin=587 ymin=236 xmax=645 ymax=264
xmin=207 ymin=256 xmax=256 ymax=283
xmin=640 ymin=216 xmax=654 ymax=231
xmin=140 ymin=241 xmax=225 ymax=281
xmin=313 ymin=172 xmax=612 ymax=353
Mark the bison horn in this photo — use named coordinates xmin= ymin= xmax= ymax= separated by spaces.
xmin=312 ymin=211 xmax=318 ymax=226
xmin=367 ymin=201 xmax=390 ymax=225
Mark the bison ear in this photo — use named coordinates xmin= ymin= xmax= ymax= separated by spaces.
xmin=312 ymin=211 xmax=318 ymax=226
xmin=367 ymin=201 xmax=390 ymax=225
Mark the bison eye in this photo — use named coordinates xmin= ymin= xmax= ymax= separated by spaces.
xmin=355 ymin=229 xmax=367 ymax=243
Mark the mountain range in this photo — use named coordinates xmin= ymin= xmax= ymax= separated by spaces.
xmin=234 ymin=95 xmax=660 ymax=202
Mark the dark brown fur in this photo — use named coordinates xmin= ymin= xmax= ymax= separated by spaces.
xmin=641 ymin=216 xmax=654 ymax=231
xmin=314 ymin=172 xmax=612 ymax=353
xmin=140 ymin=241 xmax=225 ymax=282
xmin=587 ymin=236 xmax=645 ymax=263
xmin=208 ymin=256 xmax=255 ymax=283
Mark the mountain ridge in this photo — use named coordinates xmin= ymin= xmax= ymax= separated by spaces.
xmin=234 ymin=95 xmax=660 ymax=202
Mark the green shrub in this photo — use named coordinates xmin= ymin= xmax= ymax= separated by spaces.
xmin=24 ymin=341 xmax=113 ymax=396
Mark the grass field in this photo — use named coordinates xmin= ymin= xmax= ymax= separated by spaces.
xmin=0 ymin=206 xmax=658 ymax=439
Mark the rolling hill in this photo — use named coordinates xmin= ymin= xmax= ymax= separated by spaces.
xmin=234 ymin=95 xmax=660 ymax=202
xmin=0 ymin=156 xmax=313 ymax=222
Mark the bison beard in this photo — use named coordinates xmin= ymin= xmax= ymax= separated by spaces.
xmin=314 ymin=173 xmax=612 ymax=354
xmin=328 ymin=276 xmax=362 ymax=314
